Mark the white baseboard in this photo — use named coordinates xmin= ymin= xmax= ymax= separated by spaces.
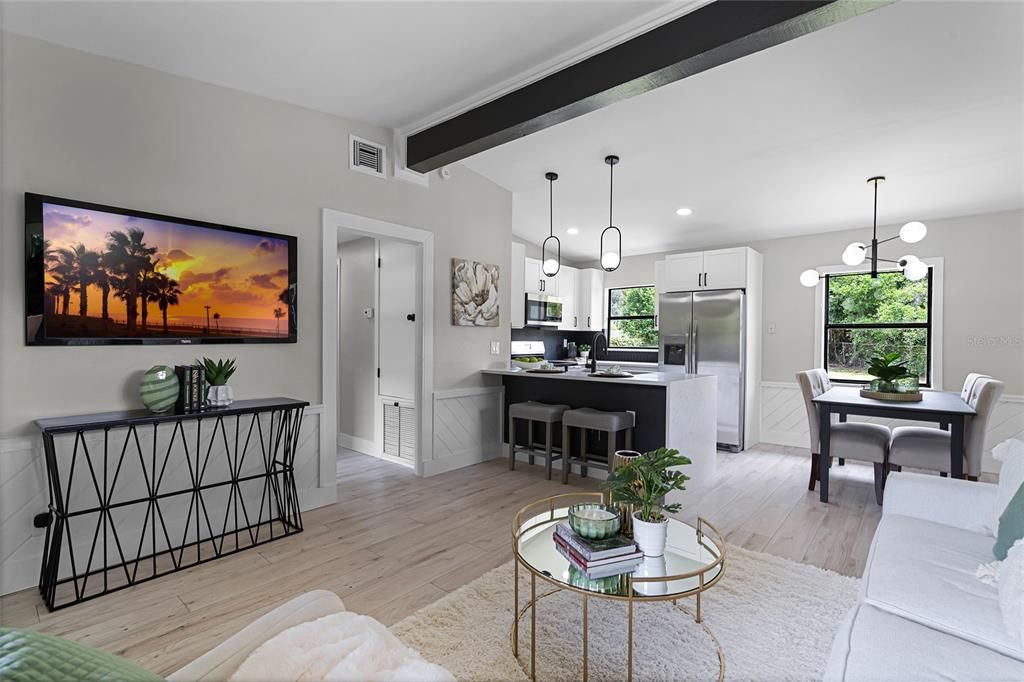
xmin=338 ymin=432 xmax=377 ymax=456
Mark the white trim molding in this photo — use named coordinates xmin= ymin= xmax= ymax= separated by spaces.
xmin=322 ymin=209 xmax=435 ymax=479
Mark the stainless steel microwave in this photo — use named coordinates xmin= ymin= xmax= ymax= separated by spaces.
xmin=525 ymin=293 xmax=562 ymax=327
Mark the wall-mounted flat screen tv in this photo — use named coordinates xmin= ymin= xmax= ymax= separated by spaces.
xmin=25 ymin=193 xmax=297 ymax=345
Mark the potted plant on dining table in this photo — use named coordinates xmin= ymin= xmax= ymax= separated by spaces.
xmin=602 ymin=447 xmax=691 ymax=557
xmin=861 ymin=352 xmax=921 ymax=401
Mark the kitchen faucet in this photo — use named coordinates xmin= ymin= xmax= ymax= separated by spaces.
xmin=588 ymin=331 xmax=607 ymax=373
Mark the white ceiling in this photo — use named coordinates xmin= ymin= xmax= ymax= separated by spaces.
xmin=463 ymin=1 xmax=1024 ymax=261
xmin=0 ymin=0 xmax=667 ymax=130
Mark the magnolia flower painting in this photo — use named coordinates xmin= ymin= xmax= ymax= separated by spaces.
xmin=451 ymin=258 xmax=499 ymax=327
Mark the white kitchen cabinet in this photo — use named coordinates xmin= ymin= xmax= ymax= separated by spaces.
xmin=577 ymin=268 xmax=605 ymax=331
xmin=557 ymin=266 xmax=578 ymax=330
xmin=663 ymin=252 xmax=704 ymax=292
xmin=702 ymin=247 xmax=748 ymax=290
xmin=662 ymin=247 xmax=752 ymax=292
xmin=510 ymin=242 xmax=525 ymax=329
xmin=524 ymin=257 xmax=558 ymax=295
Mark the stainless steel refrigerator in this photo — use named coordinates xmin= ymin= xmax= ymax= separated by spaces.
xmin=658 ymin=290 xmax=745 ymax=451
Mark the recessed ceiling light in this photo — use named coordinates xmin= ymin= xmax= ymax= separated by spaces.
xmin=566 ymin=227 xmax=579 ymax=235
xmin=676 ymin=207 xmax=693 ymax=216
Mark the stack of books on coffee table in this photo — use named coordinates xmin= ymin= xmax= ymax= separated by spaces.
xmin=553 ymin=522 xmax=642 ymax=579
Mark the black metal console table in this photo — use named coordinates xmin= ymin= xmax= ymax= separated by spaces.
xmin=35 ymin=397 xmax=308 ymax=610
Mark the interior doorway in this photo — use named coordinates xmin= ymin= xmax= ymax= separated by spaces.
xmin=321 ymin=210 xmax=434 ymax=479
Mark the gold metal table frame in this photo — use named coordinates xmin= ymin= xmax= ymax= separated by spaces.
xmin=512 ymin=492 xmax=726 ymax=682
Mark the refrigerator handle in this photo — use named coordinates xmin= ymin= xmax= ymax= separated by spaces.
xmin=692 ymin=324 xmax=698 ymax=374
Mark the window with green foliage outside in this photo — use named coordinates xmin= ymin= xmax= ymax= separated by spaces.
xmin=608 ymin=286 xmax=658 ymax=348
xmin=824 ymin=269 xmax=932 ymax=385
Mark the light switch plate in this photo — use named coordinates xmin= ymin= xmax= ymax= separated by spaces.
xmin=490 ymin=341 xmax=501 ymax=355
xmin=767 ymin=323 xmax=776 ymax=334
xmin=363 ymin=307 xmax=374 ymax=319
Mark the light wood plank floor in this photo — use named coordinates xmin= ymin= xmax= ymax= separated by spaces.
xmin=0 ymin=444 xmax=881 ymax=676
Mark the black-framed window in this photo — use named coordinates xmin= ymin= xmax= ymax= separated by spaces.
xmin=823 ymin=269 xmax=933 ymax=386
xmin=607 ymin=286 xmax=658 ymax=349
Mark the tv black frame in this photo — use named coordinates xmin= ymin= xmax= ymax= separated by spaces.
xmin=25 ymin=192 xmax=298 ymax=346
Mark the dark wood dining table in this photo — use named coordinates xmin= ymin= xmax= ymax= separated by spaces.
xmin=812 ymin=387 xmax=976 ymax=503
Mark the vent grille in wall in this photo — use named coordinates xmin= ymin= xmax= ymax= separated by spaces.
xmin=383 ymin=400 xmax=416 ymax=460
xmin=350 ymin=134 xmax=386 ymax=178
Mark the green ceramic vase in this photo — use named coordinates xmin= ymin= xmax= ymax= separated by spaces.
xmin=140 ymin=365 xmax=179 ymax=413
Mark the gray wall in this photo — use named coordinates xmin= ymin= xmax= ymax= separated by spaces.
xmin=594 ymin=209 xmax=1024 ymax=393
xmin=337 ymin=238 xmax=376 ymax=443
xmin=0 ymin=32 xmax=513 ymax=438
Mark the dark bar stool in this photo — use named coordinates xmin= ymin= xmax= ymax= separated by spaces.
xmin=561 ymin=408 xmax=635 ymax=483
xmin=508 ymin=401 xmax=569 ymax=480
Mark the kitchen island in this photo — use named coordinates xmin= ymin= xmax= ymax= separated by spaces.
xmin=482 ymin=367 xmax=717 ymax=484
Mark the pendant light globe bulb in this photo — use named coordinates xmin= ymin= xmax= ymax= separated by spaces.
xmin=800 ymin=269 xmax=820 ymax=288
xmin=898 ymin=254 xmax=919 ymax=269
xmin=601 ymin=251 xmax=621 ymax=271
xmin=904 ymin=259 xmax=929 ymax=281
xmin=542 ymin=259 xmax=559 ymax=277
xmin=842 ymin=242 xmax=867 ymax=266
xmin=899 ymin=221 xmax=927 ymax=244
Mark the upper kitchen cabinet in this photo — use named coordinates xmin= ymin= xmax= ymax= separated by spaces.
xmin=557 ymin=265 xmax=578 ymax=330
xmin=510 ymin=242 xmax=526 ymax=329
xmin=577 ymin=268 xmax=605 ymax=332
xmin=524 ymin=257 xmax=558 ymax=296
xmin=662 ymin=251 xmax=704 ymax=292
xmin=663 ymin=247 xmax=754 ymax=292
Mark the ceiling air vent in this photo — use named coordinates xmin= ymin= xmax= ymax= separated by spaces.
xmin=349 ymin=134 xmax=386 ymax=178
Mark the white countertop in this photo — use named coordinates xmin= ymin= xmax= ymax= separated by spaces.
xmin=481 ymin=367 xmax=713 ymax=387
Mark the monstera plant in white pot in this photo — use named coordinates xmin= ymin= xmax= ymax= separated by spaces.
xmin=602 ymin=447 xmax=691 ymax=557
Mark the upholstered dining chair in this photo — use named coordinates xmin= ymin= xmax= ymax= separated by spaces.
xmin=889 ymin=377 xmax=1005 ymax=480
xmin=796 ymin=369 xmax=891 ymax=505
xmin=961 ymin=372 xmax=991 ymax=401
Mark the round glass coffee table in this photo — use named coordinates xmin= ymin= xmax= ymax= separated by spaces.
xmin=512 ymin=493 xmax=726 ymax=682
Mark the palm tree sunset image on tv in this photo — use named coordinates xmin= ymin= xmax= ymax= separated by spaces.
xmin=28 ymin=196 xmax=295 ymax=343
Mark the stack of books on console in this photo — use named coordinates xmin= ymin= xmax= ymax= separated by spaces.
xmin=553 ymin=522 xmax=642 ymax=579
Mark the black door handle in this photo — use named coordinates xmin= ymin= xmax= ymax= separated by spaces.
xmin=406 ymin=313 xmax=416 ymax=322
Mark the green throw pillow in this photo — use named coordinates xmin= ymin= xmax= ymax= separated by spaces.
xmin=995 ymin=482 xmax=1024 ymax=560
xmin=0 ymin=628 xmax=162 ymax=682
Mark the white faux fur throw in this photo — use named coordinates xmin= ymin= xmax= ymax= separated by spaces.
xmin=230 ymin=612 xmax=454 ymax=682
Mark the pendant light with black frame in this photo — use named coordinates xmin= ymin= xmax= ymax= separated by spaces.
xmin=600 ymin=155 xmax=622 ymax=272
xmin=800 ymin=175 xmax=928 ymax=287
xmin=541 ymin=171 xmax=561 ymax=277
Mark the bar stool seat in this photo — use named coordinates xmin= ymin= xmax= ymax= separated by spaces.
xmin=509 ymin=401 xmax=570 ymax=423
xmin=561 ymin=408 xmax=635 ymax=483
xmin=508 ymin=401 xmax=569 ymax=480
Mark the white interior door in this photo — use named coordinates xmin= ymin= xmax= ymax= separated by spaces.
xmin=378 ymin=239 xmax=418 ymax=401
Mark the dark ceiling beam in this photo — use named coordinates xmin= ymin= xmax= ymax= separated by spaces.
xmin=406 ymin=0 xmax=892 ymax=173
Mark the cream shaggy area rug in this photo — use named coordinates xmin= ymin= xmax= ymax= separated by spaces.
xmin=391 ymin=546 xmax=858 ymax=681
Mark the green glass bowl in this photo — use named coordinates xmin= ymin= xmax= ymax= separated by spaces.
xmin=568 ymin=503 xmax=621 ymax=541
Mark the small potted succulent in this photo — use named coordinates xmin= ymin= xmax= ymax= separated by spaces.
xmin=866 ymin=352 xmax=918 ymax=394
xmin=602 ymin=448 xmax=691 ymax=557
xmin=578 ymin=343 xmax=591 ymax=363
xmin=200 ymin=357 xmax=237 ymax=407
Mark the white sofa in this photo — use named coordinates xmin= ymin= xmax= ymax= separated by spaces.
xmin=167 ymin=590 xmax=348 ymax=681
xmin=826 ymin=472 xmax=1024 ymax=680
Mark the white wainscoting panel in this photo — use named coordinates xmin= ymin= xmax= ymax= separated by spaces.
xmin=759 ymin=382 xmax=1024 ymax=474
xmin=427 ymin=387 xmax=503 ymax=477
xmin=0 ymin=404 xmax=328 ymax=597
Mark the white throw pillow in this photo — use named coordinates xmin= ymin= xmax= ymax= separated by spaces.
xmin=993 ymin=439 xmax=1024 ymax=536
xmin=999 ymin=538 xmax=1024 ymax=644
